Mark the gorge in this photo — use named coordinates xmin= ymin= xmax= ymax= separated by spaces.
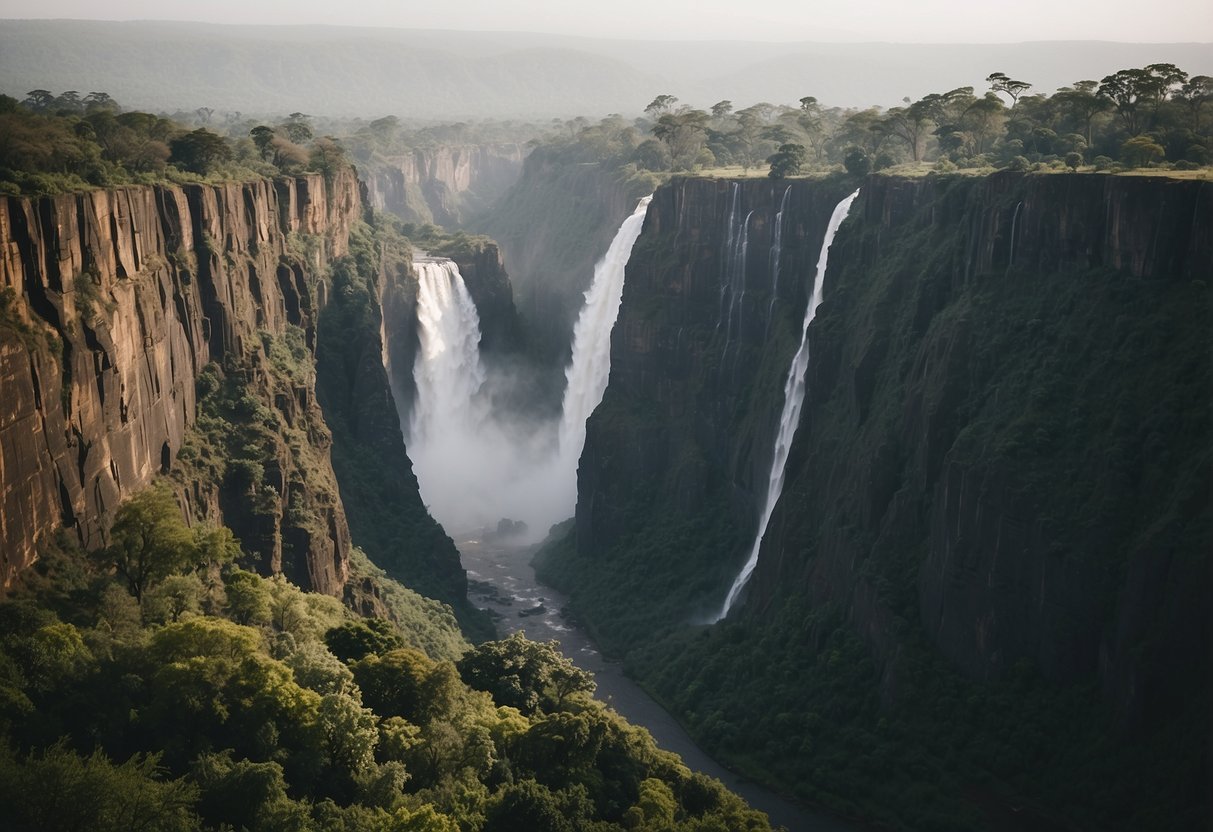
xmin=0 ymin=153 xmax=1207 ymax=831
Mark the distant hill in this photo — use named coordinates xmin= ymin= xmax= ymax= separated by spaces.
xmin=0 ymin=20 xmax=1209 ymax=117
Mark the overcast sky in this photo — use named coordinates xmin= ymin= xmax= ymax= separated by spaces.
xmin=1 ymin=0 xmax=1211 ymax=42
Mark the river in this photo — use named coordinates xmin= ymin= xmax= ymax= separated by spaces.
xmin=459 ymin=537 xmax=855 ymax=832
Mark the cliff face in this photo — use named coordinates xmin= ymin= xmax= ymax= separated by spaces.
xmin=472 ymin=150 xmax=646 ymax=365
xmin=0 ymin=170 xmax=361 ymax=594
xmin=550 ymin=172 xmax=1210 ymax=825
xmin=758 ymin=173 xmax=1210 ymax=716
xmin=365 ymin=144 xmax=527 ymax=228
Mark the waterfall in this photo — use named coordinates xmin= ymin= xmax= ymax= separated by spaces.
xmin=766 ymin=185 xmax=793 ymax=330
xmin=405 ymin=258 xmax=490 ymax=532
xmin=1008 ymin=201 xmax=1023 ymax=267
xmin=557 ymin=196 xmax=653 ymax=462
xmin=713 ymin=189 xmax=860 ymax=622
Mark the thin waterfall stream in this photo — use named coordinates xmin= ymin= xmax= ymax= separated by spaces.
xmin=715 ymin=190 xmax=861 ymax=622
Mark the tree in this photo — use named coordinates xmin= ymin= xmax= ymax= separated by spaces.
xmin=168 ymin=128 xmax=231 ymax=175
xmin=1099 ymin=64 xmax=1188 ymax=136
xmin=1053 ymin=81 xmax=1108 ymax=147
xmin=710 ymin=100 xmax=733 ymax=120
xmin=0 ymin=742 xmax=200 ymax=832
xmin=325 ymin=619 xmax=404 ymax=662
xmin=875 ymin=98 xmax=935 ymax=161
xmin=843 ymin=146 xmax=872 ymax=176
xmin=352 ymin=648 xmax=434 ymax=722
xmin=644 ymin=95 xmax=679 ymax=118
xmin=767 ymin=143 xmax=807 ymax=178
xmin=987 ymin=72 xmax=1033 ymax=106
xmin=651 ymin=108 xmax=709 ymax=170
xmin=283 ymin=113 xmax=313 ymax=144
xmin=456 ymin=633 xmax=594 ymax=716
xmin=224 ymin=570 xmax=271 ymax=626
xmin=1176 ymin=75 xmax=1213 ymax=132
xmin=1121 ymin=134 xmax=1165 ymax=167
xmin=100 ymin=486 xmax=199 ymax=604
xmin=250 ymin=125 xmax=276 ymax=160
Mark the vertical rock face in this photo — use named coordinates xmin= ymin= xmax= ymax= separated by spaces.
xmin=551 ymin=176 xmax=853 ymax=634
xmin=473 ymin=149 xmax=647 ymax=362
xmin=0 ymin=170 xmax=361 ymax=594
xmin=364 ymin=144 xmax=528 ymax=227
xmin=570 ymin=172 xmax=1210 ymax=724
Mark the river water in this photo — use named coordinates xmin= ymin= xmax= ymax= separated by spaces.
xmin=459 ymin=537 xmax=855 ymax=832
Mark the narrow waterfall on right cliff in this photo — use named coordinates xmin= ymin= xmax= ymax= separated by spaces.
xmin=714 ymin=189 xmax=861 ymax=622
xmin=556 ymin=196 xmax=653 ymax=468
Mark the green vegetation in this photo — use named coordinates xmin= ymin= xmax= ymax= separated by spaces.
xmin=0 ymin=90 xmax=350 ymax=195
xmin=313 ymin=217 xmax=491 ymax=635
xmin=508 ymin=64 xmax=1209 ymax=186
xmin=0 ymin=495 xmax=774 ymax=832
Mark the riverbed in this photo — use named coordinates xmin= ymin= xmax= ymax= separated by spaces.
xmin=459 ymin=537 xmax=854 ymax=832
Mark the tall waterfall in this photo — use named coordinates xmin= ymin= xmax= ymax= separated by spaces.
xmin=557 ymin=196 xmax=653 ymax=462
xmin=714 ymin=189 xmax=860 ymax=622
xmin=405 ymin=259 xmax=489 ymax=530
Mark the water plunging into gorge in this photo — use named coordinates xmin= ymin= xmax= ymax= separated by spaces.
xmin=557 ymin=196 xmax=653 ymax=461
xmin=401 ymin=197 xmax=652 ymax=539
xmin=715 ymin=189 xmax=861 ymax=622
xmin=393 ymin=193 xmax=853 ymax=831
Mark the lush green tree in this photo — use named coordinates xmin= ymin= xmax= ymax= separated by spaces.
xmin=353 ymin=647 xmax=434 ymax=722
xmin=843 ymin=145 xmax=872 ymax=176
xmin=766 ymin=143 xmax=807 ymax=178
xmin=168 ymin=128 xmax=231 ymax=174
xmin=457 ymin=633 xmax=594 ymax=716
xmin=327 ymin=618 xmax=405 ymax=662
xmin=1053 ymin=81 xmax=1108 ymax=148
xmin=224 ymin=569 xmax=272 ymax=626
xmin=0 ymin=742 xmax=200 ymax=832
xmin=651 ymin=109 xmax=710 ymax=170
xmin=1121 ymin=134 xmax=1166 ymax=167
xmin=98 ymin=486 xmax=199 ymax=604
xmin=483 ymin=778 xmax=574 ymax=832
xmin=1099 ymin=64 xmax=1188 ymax=136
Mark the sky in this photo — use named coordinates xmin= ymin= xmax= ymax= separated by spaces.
xmin=1 ymin=0 xmax=1211 ymax=43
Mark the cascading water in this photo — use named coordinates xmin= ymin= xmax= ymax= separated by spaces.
xmin=713 ymin=189 xmax=861 ymax=622
xmin=557 ymin=196 xmax=653 ymax=463
xmin=766 ymin=185 xmax=793 ymax=331
xmin=405 ymin=258 xmax=489 ymax=530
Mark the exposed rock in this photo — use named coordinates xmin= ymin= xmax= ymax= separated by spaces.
xmin=0 ymin=170 xmax=361 ymax=595
xmin=365 ymin=144 xmax=527 ymax=227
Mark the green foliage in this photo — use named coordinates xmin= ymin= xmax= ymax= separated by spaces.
xmin=97 ymin=485 xmax=204 ymax=604
xmin=0 ymin=742 xmax=200 ymax=832
xmin=766 ymin=143 xmax=807 ymax=178
xmin=457 ymin=631 xmax=595 ymax=716
xmin=326 ymin=618 xmax=405 ymax=662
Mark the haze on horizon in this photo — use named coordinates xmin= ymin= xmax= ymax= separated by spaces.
xmin=3 ymin=0 xmax=1212 ymax=43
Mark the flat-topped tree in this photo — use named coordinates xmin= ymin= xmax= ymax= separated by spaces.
xmin=987 ymin=72 xmax=1033 ymax=106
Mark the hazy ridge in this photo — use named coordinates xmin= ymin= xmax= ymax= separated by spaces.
xmin=1 ymin=19 xmax=1210 ymax=117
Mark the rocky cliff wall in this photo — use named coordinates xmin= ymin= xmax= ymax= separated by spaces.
xmin=760 ymin=172 xmax=1211 ymax=718
xmin=0 ymin=170 xmax=361 ymax=594
xmin=472 ymin=151 xmax=646 ymax=366
xmin=565 ymin=170 xmax=1210 ymax=715
xmin=365 ymin=144 xmax=527 ymax=228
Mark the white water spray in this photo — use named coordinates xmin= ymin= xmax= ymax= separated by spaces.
xmin=405 ymin=259 xmax=491 ymax=530
xmin=557 ymin=196 xmax=653 ymax=462
xmin=714 ymin=189 xmax=860 ymax=622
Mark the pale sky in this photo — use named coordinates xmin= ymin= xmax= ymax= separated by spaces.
xmin=1 ymin=0 xmax=1211 ymax=42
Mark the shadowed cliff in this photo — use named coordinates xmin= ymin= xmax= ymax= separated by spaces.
xmin=539 ymin=171 xmax=1211 ymax=830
